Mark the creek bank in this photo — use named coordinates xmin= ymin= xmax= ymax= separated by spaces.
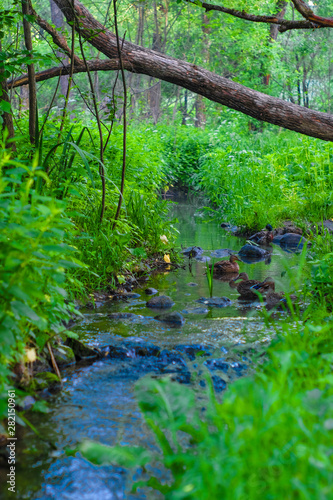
xmin=223 ymin=218 xmax=332 ymax=241
xmin=7 ymin=253 xmax=184 ymax=415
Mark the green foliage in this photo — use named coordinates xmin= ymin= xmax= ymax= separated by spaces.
xmin=158 ymin=124 xmax=333 ymax=230
xmin=205 ymin=259 xmax=214 ymax=298
xmin=0 ymin=145 xmax=82 ymax=417
xmin=162 ymin=127 xmax=213 ymax=188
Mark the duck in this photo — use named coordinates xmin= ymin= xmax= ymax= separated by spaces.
xmin=251 ymin=277 xmax=276 ymax=295
xmin=254 ymin=279 xmax=298 ymax=310
xmin=212 ymin=254 xmax=241 ymax=275
xmin=249 ymin=224 xmax=273 ymax=245
xmin=230 ymin=272 xmax=263 ymax=300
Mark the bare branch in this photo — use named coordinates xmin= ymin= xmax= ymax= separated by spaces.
xmin=8 ymin=59 xmax=120 ymax=88
xmin=28 ymin=1 xmax=82 ymax=65
xmin=290 ymin=0 xmax=333 ymax=28
xmin=184 ymin=0 xmax=331 ymax=32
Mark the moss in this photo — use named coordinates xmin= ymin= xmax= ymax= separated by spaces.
xmin=29 ymin=372 xmax=60 ymax=391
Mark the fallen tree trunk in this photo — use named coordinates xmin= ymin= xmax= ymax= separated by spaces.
xmin=20 ymin=0 xmax=333 ymax=140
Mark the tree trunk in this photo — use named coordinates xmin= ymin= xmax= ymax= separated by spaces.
xmin=50 ymin=0 xmax=69 ymax=99
xmin=22 ymin=0 xmax=37 ymax=144
xmin=195 ymin=13 xmax=211 ymax=128
xmin=20 ymin=0 xmax=333 ymax=141
xmin=148 ymin=1 xmax=161 ymax=124
xmin=0 ymin=40 xmax=16 ymax=151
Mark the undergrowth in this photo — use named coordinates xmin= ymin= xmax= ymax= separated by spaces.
xmin=159 ymin=124 xmax=333 ymax=230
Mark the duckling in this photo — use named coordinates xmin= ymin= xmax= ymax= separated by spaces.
xmin=249 ymin=224 xmax=273 ymax=245
xmin=230 ymin=272 xmax=264 ymax=300
xmin=212 ymin=254 xmax=241 ymax=275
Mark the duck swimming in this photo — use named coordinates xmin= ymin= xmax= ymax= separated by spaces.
xmin=230 ymin=272 xmax=265 ymax=300
xmin=254 ymin=279 xmax=297 ymax=310
xmin=213 ymin=254 xmax=241 ymax=275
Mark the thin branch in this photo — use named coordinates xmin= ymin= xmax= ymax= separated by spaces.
xmin=184 ymin=0 xmax=326 ymax=32
xmin=76 ymin=10 xmax=106 ymax=223
xmin=47 ymin=342 xmax=62 ymax=382
xmin=290 ymin=0 xmax=333 ymax=28
xmin=8 ymin=59 xmax=120 ymax=88
xmin=28 ymin=0 xmax=83 ymax=65
xmin=112 ymin=0 xmax=127 ymax=230
xmin=58 ymin=3 xmax=76 ymax=140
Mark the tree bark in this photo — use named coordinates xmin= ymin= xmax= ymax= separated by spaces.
xmin=148 ymin=1 xmax=161 ymax=124
xmin=22 ymin=0 xmax=37 ymax=144
xmin=0 ymin=40 xmax=16 ymax=151
xmin=50 ymin=0 xmax=69 ymax=99
xmin=18 ymin=0 xmax=333 ymax=141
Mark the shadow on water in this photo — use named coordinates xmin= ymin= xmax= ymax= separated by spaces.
xmin=2 ymin=200 xmax=301 ymax=499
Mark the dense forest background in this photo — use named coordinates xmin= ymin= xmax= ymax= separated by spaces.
xmin=4 ymin=0 xmax=333 ymax=127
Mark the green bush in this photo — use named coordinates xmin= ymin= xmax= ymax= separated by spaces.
xmin=155 ymin=124 xmax=333 ymax=230
xmin=0 ymin=147 xmax=82 ymax=417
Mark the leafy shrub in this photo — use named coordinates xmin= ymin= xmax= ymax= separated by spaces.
xmin=156 ymin=124 xmax=333 ymax=230
xmin=0 ymin=147 xmax=82 ymax=417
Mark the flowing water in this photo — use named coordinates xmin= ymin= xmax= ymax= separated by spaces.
xmin=1 ymin=198 xmax=300 ymax=499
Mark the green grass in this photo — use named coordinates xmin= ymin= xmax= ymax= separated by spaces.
xmin=158 ymin=124 xmax=333 ymax=230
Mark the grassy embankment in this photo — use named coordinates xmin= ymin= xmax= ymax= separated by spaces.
xmin=0 ymin=121 xmax=178 ymax=419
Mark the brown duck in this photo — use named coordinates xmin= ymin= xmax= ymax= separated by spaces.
xmin=249 ymin=224 xmax=273 ymax=245
xmin=213 ymin=254 xmax=241 ymax=275
xmin=230 ymin=272 xmax=263 ymax=300
xmin=254 ymin=279 xmax=297 ymax=310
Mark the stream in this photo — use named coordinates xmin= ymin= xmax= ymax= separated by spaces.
xmin=2 ymin=197 xmax=300 ymax=499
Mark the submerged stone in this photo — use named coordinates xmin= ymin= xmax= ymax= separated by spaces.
xmin=187 ymin=282 xmax=198 ymax=286
xmin=145 ymin=288 xmax=158 ymax=295
xmin=196 ymin=256 xmax=211 ymax=263
xmin=211 ymin=375 xmax=227 ymax=392
xmin=121 ymin=292 xmax=141 ymax=299
xmin=122 ymin=341 xmax=161 ymax=357
xmin=238 ymin=244 xmax=270 ymax=258
xmin=196 ymin=296 xmax=232 ymax=307
xmin=154 ymin=312 xmax=185 ymax=325
xmin=210 ymin=249 xmax=234 ymax=258
xmin=182 ymin=307 xmax=209 ymax=315
xmin=173 ymin=344 xmax=212 ymax=361
xmin=173 ymin=372 xmax=191 ymax=384
xmin=279 ymin=233 xmax=310 ymax=249
xmin=182 ymin=246 xmax=203 ymax=257
xmin=204 ymin=359 xmax=229 ymax=373
xmin=146 ymin=295 xmax=175 ymax=309
xmin=230 ymin=362 xmax=248 ymax=375
xmin=107 ymin=312 xmax=143 ymax=320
